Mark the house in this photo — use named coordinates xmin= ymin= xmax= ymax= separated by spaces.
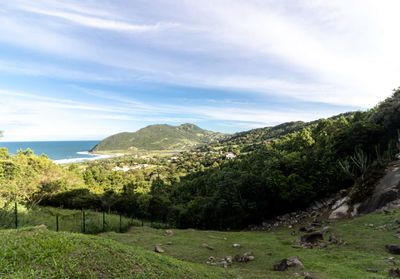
xmin=225 ymin=152 xmax=237 ymax=159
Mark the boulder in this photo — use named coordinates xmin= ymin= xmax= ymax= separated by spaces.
xmin=300 ymin=232 xmax=323 ymax=244
xmin=273 ymin=259 xmax=288 ymax=271
xmin=273 ymin=257 xmax=304 ymax=271
xmin=329 ymin=203 xmax=350 ymax=219
xmin=359 ymin=161 xmax=400 ymax=214
xmin=164 ymin=229 xmax=174 ymax=236
xmin=201 ymin=243 xmax=214 ymax=250
xmin=389 ymin=268 xmax=400 ymax=277
xmin=287 ymin=256 xmax=304 ymax=269
xmin=233 ymin=243 xmax=241 ymax=248
xmin=154 ymin=245 xmax=165 ymax=253
xmin=234 ymin=252 xmax=254 ymax=263
xmin=386 ymin=244 xmax=400 ymax=255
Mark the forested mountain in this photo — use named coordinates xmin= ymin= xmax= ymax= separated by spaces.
xmin=91 ymin=123 xmax=225 ymax=152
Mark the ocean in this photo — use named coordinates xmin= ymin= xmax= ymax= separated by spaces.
xmin=0 ymin=141 xmax=109 ymax=163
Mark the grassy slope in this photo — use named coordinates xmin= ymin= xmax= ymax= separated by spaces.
xmin=0 ymin=227 xmax=234 ymax=279
xmin=102 ymin=210 xmax=400 ymax=279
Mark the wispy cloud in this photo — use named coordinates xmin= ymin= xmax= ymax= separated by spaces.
xmin=23 ymin=6 xmax=178 ymax=33
xmin=0 ymin=0 xmax=399 ymax=140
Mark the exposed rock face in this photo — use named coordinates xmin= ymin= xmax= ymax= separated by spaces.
xmin=359 ymin=161 xmax=400 ymax=214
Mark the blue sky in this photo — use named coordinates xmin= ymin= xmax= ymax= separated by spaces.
xmin=0 ymin=0 xmax=399 ymax=141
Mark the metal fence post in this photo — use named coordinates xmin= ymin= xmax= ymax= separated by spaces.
xmin=102 ymin=211 xmax=106 ymax=232
xmin=82 ymin=210 xmax=86 ymax=233
xmin=56 ymin=214 xmax=59 ymax=232
xmin=14 ymin=201 xmax=18 ymax=229
xmin=119 ymin=214 xmax=122 ymax=233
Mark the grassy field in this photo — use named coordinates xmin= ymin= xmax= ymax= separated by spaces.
xmin=0 ymin=227 xmax=234 ymax=279
xmin=0 ymin=205 xmax=140 ymax=234
xmin=1 ymin=208 xmax=400 ymax=278
xmin=101 ymin=210 xmax=400 ymax=279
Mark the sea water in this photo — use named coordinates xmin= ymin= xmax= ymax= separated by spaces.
xmin=0 ymin=140 xmax=108 ymax=163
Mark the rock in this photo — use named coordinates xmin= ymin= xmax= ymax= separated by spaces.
xmin=300 ymin=232 xmax=323 ymax=244
xmin=386 ymin=245 xmax=400 ymax=255
xmin=366 ymin=268 xmax=378 ymax=273
xmin=201 ymin=243 xmax=214 ymax=250
xmin=359 ymin=161 xmax=400 ymax=214
xmin=331 ymin=197 xmax=349 ymax=210
xmin=286 ymin=256 xmax=304 ymax=269
xmin=273 ymin=257 xmax=304 ymax=272
xmin=273 ymin=259 xmax=288 ymax=271
xmin=219 ymin=260 xmax=228 ymax=268
xmin=385 ymin=257 xmax=396 ymax=265
xmin=329 ymin=203 xmax=350 ymax=219
xmin=389 ymin=268 xmax=400 ymax=277
xmin=225 ymin=256 xmax=233 ymax=264
xmin=35 ymin=224 xmax=48 ymax=230
xmin=234 ymin=252 xmax=255 ymax=263
xmin=164 ymin=229 xmax=174 ymax=236
xmin=233 ymin=243 xmax=241 ymax=248
xmin=154 ymin=245 xmax=164 ymax=253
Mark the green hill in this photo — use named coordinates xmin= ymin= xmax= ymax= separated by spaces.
xmin=0 ymin=227 xmax=233 ymax=279
xmin=91 ymin=123 xmax=225 ymax=152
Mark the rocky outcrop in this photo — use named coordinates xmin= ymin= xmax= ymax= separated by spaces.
xmin=358 ymin=161 xmax=400 ymax=214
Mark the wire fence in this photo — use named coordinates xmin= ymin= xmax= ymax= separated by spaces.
xmin=0 ymin=203 xmax=145 ymax=234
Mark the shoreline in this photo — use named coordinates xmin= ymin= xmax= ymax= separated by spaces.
xmin=54 ymin=152 xmax=123 ymax=164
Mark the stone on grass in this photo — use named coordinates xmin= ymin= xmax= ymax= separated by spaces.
xmin=233 ymin=243 xmax=241 ymax=248
xmin=164 ymin=229 xmax=174 ymax=236
xmin=201 ymin=243 xmax=214 ymax=250
xmin=389 ymin=268 xmax=400 ymax=277
xmin=273 ymin=259 xmax=288 ymax=271
xmin=287 ymin=256 xmax=304 ymax=269
xmin=154 ymin=244 xmax=165 ymax=253
xmin=386 ymin=245 xmax=400 ymax=255
xmin=300 ymin=232 xmax=323 ymax=244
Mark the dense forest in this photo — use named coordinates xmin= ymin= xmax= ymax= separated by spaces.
xmin=1 ymin=89 xmax=399 ymax=230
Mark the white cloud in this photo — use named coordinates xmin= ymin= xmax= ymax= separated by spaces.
xmin=1 ymin=0 xmax=400 ymax=140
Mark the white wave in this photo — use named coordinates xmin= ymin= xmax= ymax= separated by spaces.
xmin=76 ymin=151 xmax=95 ymax=156
xmin=54 ymin=153 xmax=122 ymax=164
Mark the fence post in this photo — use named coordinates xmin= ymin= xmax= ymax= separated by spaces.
xmin=82 ymin=210 xmax=86 ymax=233
xmin=119 ymin=214 xmax=122 ymax=233
xmin=102 ymin=211 xmax=106 ymax=232
xmin=14 ymin=201 xmax=18 ymax=229
xmin=56 ymin=214 xmax=59 ymax=232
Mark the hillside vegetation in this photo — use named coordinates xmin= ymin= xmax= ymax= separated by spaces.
xmin=92 ymin=123 xmax=225 ymax=152
xmin=1 ymin=90 xmax=399 ymax=232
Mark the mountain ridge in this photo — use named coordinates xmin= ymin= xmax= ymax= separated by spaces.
xmin=91 ymin=123 xmax=226 ymax=152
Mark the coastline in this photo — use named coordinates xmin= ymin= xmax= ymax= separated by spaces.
xmin=54 ymin=151 xmax=123 ymax=164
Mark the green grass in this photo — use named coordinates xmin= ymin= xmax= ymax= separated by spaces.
xmin=0 ymin=206 xmax=141 ymax=234
xmin=0 ymin=227 xmax=234 ymax=279
xmin=2 ymin=208 xmax=400 ymax=278
xmin=102 ymin=210 xmax=400 ymax=279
